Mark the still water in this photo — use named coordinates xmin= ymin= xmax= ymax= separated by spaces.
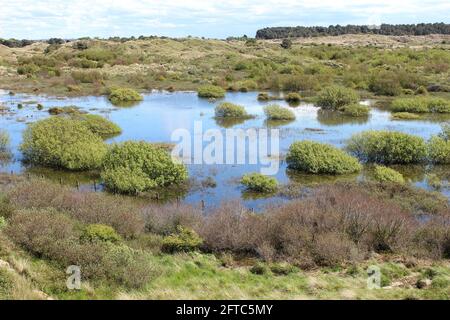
xmin=0 ymin=90 xmax=449 ymax=209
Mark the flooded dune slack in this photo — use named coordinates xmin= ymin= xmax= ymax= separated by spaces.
xmin=0 ymin=90 xmax=449 ymax=210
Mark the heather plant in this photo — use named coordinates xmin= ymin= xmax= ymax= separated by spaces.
xmin=285 ymin=92 xmax=301 ymax=103
xmin=81 ymin=224 xmax=122 ymax=243
xmin=264 ymin=104 xmax=295 ymax=120
xmin=101 ymin=141 xmax=188 ymax=194
xmin=197 ymin=85 xmax=225 ymax=98
xmin=161 ymin=226 xmax=203 ymax=253
xmin=346 ymin=130 xmax=428 ymax=164
xmin=241 ymin=173 xmax=278 ymax=193
xmin=20 ymin=117 xmax=107 ymax=170
xmin=316 ymin=86 xmax=359 ymax=110
xmin=286 ymin=141 xmax=362 ymax=174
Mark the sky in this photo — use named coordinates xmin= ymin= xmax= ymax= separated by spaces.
xmin=0 ymin=0 xmax=449 ymax=39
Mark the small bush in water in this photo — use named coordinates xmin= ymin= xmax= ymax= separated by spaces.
xmin=316 ymin=86 xmax=359 ymax=110
xmin=82 ymin=224 xmax=121 ymax=243
xmin=428 ymin=136 xmax=450 ymax=164
xmin=373 ymin=165 xmax=405 ymax=184
xmin=264 ymin=104 xmax=295 ymax=120
xmin=20 ymin=117 xmax=107 ymax=170
xmin=346 ymin=130 xmax=427 ymax=164
xmin=197 ymin=85 xmax=225 ymax=98
xmin=391 ymin=97 xmax=450 ymax=113
xmin=108 ymin=87 xmax=143 ymax=105
xmin=215 ymin=102 xmax=250 ymax=118
xmin=101 ymin=141 xmax=188 ymax=194
xmin=74 ymin=114 xmax=122 ymax=138
xmin=161 ymin=226 xmax=203 ymax=253
xmin=391 ymin=112 xmax=421 ymax=120
xmin=286 ymin=140 xmax=362 ymax=174
xmin=241 ymin=173 xmax=278 ymax=193
xmin=339 ymin=104 xmax=370 ymax=117
xmin=285 ymin=92 xmax=301 ymax=103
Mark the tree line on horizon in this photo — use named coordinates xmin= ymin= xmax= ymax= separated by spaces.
xmin=255 ymin=23 xmax=450 ymax=39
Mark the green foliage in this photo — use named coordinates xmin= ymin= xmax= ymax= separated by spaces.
xmin=161 ymin=226 xmax=203 ymax=253
xmin=286 ymin=140 xmax=362 ymax=174
xmin=197 ymin=85 xmax=226 ymax=98
xmin=346 ymin=130 xmax=428 ymax=164
xmin=108 ymin=87 xmax=143 ymax=105
xmin=270 ymin=263 xmax=297 ymax=276
xmin=101 ymin=141 xmax=188 ymax=194
xmin=285 ymin=92 xmax=301 ymax=103
xmin=48 ymin=106 xmax=82 ymax=115
xmin=257 ymin=92 xmax=270 ymax=101
xmin=281 ymin=39 xmax=293 ymax=49
xmin=20 ymin=117 xmax=107 ymax=170
xmin=0 ymin=129 xmax=9 ymax=152
xmin=250 ymin=262 xmax=270 ymax=275
xmin=428 ymin=136 xmax=450 ymax=164
xmin=74 ymin=114 xmax=122 ymax=138
xmin=214 ymin=102 xmax=249 ymax=118
xmin=391 ymin=97 xmax=450 ymax=113
xmin=369 ymin=70 xmax=403 ymax=96
xmin=0 ymin=216 xmax=7 ymax=229
xmin=316 ymin=86 xmax=359 ymax=110
xmin=241 ymin=173 xmax=278 ymax=193
xmin=71 ymin=70 xmax=104 ymax=83
xmin=82 ymin=224 xmax=122 ymax=243
xmin=373 ymin=165 xmax=405 ymax=184
xmin=339 ymin=104 xmax=370 ymax=117
xmin=391 ymin=112 xmax=421 ymax=120
xmin=264 ymin=104 xmax=296 ymax=120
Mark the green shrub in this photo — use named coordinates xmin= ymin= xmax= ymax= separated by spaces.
xmin=48 ymin=106 xmax=82 ymax=115
xmin=161 ymin=226 xmax=203 ymax=253
xmin=369 ymin=71 xmax=403 ymax=96
xmin=415 ymin=86 xmax=429 ymax=95
xmin=0 ymin=216 xmax=6 ymax=229
xmin=285 ymin=92 xmax=301 ymax=103
xmin=71 ymin=70 xmax=104 ymax=83
xmin=241 ymin=173 xmax=278 ymax=193
xmin=108 ymin=87 xmax=143 ymax=105
xmin=391 ymin=97 xmax=450 ymax=113
xmin=391 ymin=112 xmax=421 ymax=120
xmin=264 ymin=104 xmax=295 ymax=120
xmin=346 ymin=130 xmax=427 ymax=164
xmin=428 ymin=136 xmax=450 ymax=164
xmin=281 ymin=39 xmax=292 ymax=49
xmin=339 ymin=104 xmax=370 ymax=117
xmin=250 ymin=262 xmax=270 ymax=275
xmin=0 ymin=129 xmax=9 ymax=153
xmin=316 ymin=86 xmax=359 ymax=110
xmin=270 ymin=263 xmax=296 ymax=276
xmin=440 ymin=123 xmax=450 ymax=140
xmin=81 ymin=224 xmax=121 ymax=243
xmin=286 ymin=140 xmax=362 ymax=174
xmin=74 ymin=114 xmax=122 ymax=138
xmin=101 ymin=141 xmax=188 ymax=194
xmin=257 ymin=92 xmax=270 ymax=101
xmin=197 ymin=85 xmax=225 ymax=98
xmin=373 ymin=165 xmax=405 ymax=184
xmin=214 ymin=102 xmax=249 ymax=118
xmin=20 ymin=117 xmax=107 ymax=170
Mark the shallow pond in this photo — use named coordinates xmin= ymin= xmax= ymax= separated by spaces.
xmin=0 ymin=89 xmax=449 ymax=209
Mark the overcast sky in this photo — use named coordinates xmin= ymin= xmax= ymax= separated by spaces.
xmin=1 ymin=0 xmax=449 ymax=39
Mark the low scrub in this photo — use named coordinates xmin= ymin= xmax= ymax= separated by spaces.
xmin=316 ymin=86 xmax=359 ymax=110
xmin=20 ymin=117 xmax=107 ymax=170
xmin=373 ymin=165 xmax=405 ymax=184
xmin=81 ymin=224 xmax=122 ymax=243
xmin=339 ymin=104 xmax=370 ymax=117
xmin=264 ymin=104 xmax=295 ymax=121
xmin=101 ymin=141 xmax=188 ymax=194
xmin=285 ymin=92 xmax=301 ymax=103
xmin=108 ymin=88 xmax=143 ymax=105
xmin=214 ymin=102 xmax=250 ymax=118
xmin=74 ymin=114 xmax=122 ymax=138
xmin=428 ymin=136 xmax=450 ymax=164
xmin=391 ymin=97 xmax=450 ymax=113
xmin=391 ymin=112 xmax=421 ymax=120
xmin=0 ymin=129 xmax=9 ymax=153
xmin=346 ymin=130 xmax=428 ymax=164
xmin=161 ymin=226 xmax=203 ymax=253
xmin=197 ymin=85 xmax=225 ymax=99
xmin=286 ymin=141 xmax=362 ymax=174
xmin=241 ymin=173 xmax=278 ymax=193
xmin=71 ymin=70 xmax=104 ymax=83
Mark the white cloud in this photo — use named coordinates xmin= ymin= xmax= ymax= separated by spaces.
xmin=0 ymin=0 xmax=449 ymax=39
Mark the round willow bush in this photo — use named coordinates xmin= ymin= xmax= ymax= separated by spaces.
xmin=74 ymin=114 xmax=122 ymax=138
xmin=346 ymin=130 xmax=427 ymax=164
xmin=264 ymin=104 xmax=296 ymax=121
xmin=101 ymin=141 xmax=188 ymax=194
xmin=285 ymin=92 xmax=301 ymax=103
xmin=373 ymin=165 xmax=405 ymax=184
xmin=81 ymin=224 xmax=121 ymax=243
xmin=428 ymin=136 xmax=450 ymax=164
xmin=20 ymin=117 xmax=107 ymax=170
xmin=0 ymin=129 xmax=10 ymax=153
xmin=215 ymin=102 xmax=250 ymax=118
xmin=286 ymin=141 xmax=362 ymax=175
xmin=339 ymin=104 xmax=370 ymax=117
xmin=241 ymin=173 xmax=278 ymax=193
xmin=108 ymin=88 xmax=143 ymax=105
xmin=197 ymin=85 xmax=225 ymax=99
xmin=316 ymin=86 xmax=359 ymax=110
